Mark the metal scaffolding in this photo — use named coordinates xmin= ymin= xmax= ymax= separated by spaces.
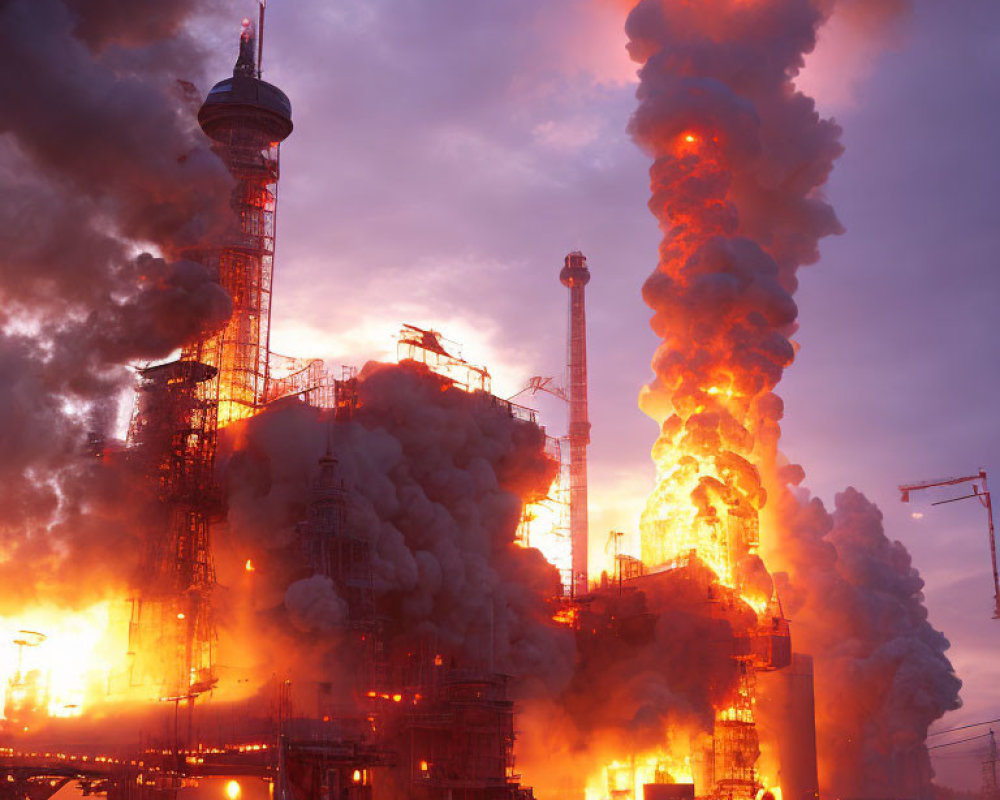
xmin=266 ymin=352 xmax=335 ymax=409
xmin=126 ymin=360 xmax=219 ymax=701
xmin=183 ymin=18 xmax=293 ymax=428
xmin=126 ymin=19 xmax=293 ymax=705
xmin=397 ymin=324 xmax=492 ymax=394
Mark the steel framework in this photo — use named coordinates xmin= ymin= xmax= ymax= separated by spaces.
xmin=127 ymin=360 xmax=219 ymax=701
xmin=397 ymin=324 xmax=491 ymax=394
xmin=266 ymin=352 xmax=335 ymax=409
xmin=126 ymin=19 xmax=293 ymax=705
xmin=184 ymin=18 xmax=293 ymax=427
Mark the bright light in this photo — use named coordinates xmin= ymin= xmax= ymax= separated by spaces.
xmin=352 ymin=769 xmax=362 ymax=783
xmin=0 ymin=603 xmax=129 ymax=720
xmin=245 ymin=559 xmax=255 ymax=572
xmin=911 ymin=512 xmax=924 ymax=520
xmin=225 ymin=780 xmax=241 ymax=800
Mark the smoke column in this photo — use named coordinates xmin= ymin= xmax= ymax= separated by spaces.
xmin=0 ymin=0 xmax=232 ymax=607
xmin=623 ymin=0 xmax=959 ymax=792
xmin=627 ymin=0 xmax=843 ymax=579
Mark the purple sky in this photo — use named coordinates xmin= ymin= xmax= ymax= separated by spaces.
xmin=200 ymin=0 xmax=999 ymax=787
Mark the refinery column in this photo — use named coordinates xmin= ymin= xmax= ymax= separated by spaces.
xmin=186 ymin=17 xmax=293 ymax=425
xmin=560 ymin=251 xmax=591 ymax=597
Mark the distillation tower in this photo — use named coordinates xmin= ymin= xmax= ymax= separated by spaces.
xmin=560 ymin=251 xmax=591 ymax=597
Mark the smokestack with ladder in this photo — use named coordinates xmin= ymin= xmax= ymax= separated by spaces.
xmin=560 ymin=251 xmax=591 ymax=596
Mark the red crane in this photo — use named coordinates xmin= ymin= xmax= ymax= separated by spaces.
xmin=899 ymin=469 xmax=999 ymax=619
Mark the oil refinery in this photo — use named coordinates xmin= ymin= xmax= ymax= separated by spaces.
xmin=0 ymin=1 xmax=982 ymax=800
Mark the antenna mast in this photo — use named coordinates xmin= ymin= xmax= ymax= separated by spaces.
xmin=257 ymin=0 xmax=266 ymax=78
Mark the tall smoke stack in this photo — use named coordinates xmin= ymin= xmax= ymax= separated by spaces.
xmin=186 ymin=14 xmax=293 ymax=426
xmin=560 ymin=251 xmax=591 ymax=597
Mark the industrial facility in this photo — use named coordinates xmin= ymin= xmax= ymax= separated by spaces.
xmin=0 ymin=3 xmax=971 ymax=800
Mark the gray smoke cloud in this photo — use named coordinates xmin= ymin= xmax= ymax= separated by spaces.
xmin=219 ymin=363 xmax=756 ymax=796
xmin=0 ymin=0 xmax=233 ymax=608
xmin=764 ymin=481 xmax=961 ymax=795
xmin=219 ymin=362 xmax=573 ymax=699
xmin=285 ymin=575 xmax=349 ymax=634
xmin=517 ymin=564 xmax=750 ymax=797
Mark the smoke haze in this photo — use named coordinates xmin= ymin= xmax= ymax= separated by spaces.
xmin=0 ymin=0 xmax=231 ymax=607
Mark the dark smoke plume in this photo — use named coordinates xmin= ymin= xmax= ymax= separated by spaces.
xmin=517 ymin=563 xmax=752 ymax=798
xmin=217 ymin=362 xmax=573 ymax=703
xmin=218 ymin=365 xmax=755 ymax=797
xmin=0 ymin=0 xmax=232 ymax=607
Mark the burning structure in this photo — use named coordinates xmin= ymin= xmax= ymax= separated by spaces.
xmin=0 ymin=1 xmax=964 ymax=800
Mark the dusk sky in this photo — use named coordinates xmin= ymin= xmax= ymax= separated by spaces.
xmin=195 ymin=0 xmax=998 ymax=787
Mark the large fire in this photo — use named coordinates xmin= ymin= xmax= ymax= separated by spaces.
xmin=585 ymin=750 xmax=695 ymax=799
xmin=638 ymin=129 xmax=772 ymax=599
xmin=0 ymin=602 xmax=131 ymax=728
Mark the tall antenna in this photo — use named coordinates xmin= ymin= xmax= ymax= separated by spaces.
xmin=257 ymin=0 xmax=266 ymax=78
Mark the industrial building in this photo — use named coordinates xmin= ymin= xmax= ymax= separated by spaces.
xmin=0 ymin=12 xmax=827 ymax=800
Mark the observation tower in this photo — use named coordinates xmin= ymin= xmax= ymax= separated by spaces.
xmin=184 ymin=17 xmax=293 ymax=426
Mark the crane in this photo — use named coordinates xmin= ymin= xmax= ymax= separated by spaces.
xmin=898 ymin=469 xmax=999 ymax=619
xmin=508 ymin=376 xmax=567 ymax=403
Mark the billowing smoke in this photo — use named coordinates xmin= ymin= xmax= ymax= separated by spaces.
xmin=0 ymin=0 xmax=232 ymax=607
xmin=627 ymin=0 xmax=843 ymax=566
xmin=218 ymin=362 xmax=574 ymax=702
xmin=220 ymin=365 xmax=755 ymax=796
xmin=624 ymin=0 xmax=957 ymax=792
xmin=764 ymin=481 xmax=961 ymax=794
xmin=517 ymin=563 xmax=753 ymax=797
